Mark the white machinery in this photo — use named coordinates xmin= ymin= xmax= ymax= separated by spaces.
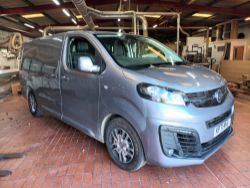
xmin=0 ymin=32 xmax=22 ymax=78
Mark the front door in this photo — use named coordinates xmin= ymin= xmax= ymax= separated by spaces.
xmin=60 ymin=35 xmax=100 ymax=136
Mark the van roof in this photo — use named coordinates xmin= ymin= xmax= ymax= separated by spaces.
xmin=25 ymin=30 xmax=135 ymax=44
xmin=57 ymin=30 xmax=125 ymax=35
xmin=42 ymin=30 xmax=127 ymax=38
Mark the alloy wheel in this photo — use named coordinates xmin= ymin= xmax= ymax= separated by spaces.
xmin=109 ymin=128 xmax=135 ymax=164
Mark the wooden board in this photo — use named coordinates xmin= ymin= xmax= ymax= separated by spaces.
xmin=11 ymin=81 xmax=21 ymax=96
xmin=220 ymin=60 xmax=250 ymax=82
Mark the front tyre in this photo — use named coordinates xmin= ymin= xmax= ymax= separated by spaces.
xmin=105 ymin=117 xmax=145 ymax=171
xmin=28 ymin=92 xmax=43 ymax=117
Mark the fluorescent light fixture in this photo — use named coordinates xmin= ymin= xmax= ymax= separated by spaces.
xmin=24 ymin=23 xmax=35 ymax=29
xmin=38 ymin=29 xmax=43 ymax=33
xmin=22 ymin=13 xmax=44 ymax=19
xmin=62 ymin=9 xmax=70 ymax=17
xmin=197 ymin=28 xmax=207 ymax=32
xmin=144 ymin=15 xmax=161 ymax=19
xmin=118 ymin=18 xmax=121 ymax=22
xmin=192 ymin=13 xmax=212 ymax=18
xmin=153 ymin=24 xmax=158 ymax=28
xmin=52 ymin=0 xmax=60 ymax=5
xmin=76 ymin=15 xmax=83 ymax=19
xmin=71 ymin=18 xmax=77 ymax=24
xmin=245 ymin=16 xmax=250 ymax=21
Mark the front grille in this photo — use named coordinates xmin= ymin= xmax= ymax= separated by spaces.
xmin=176 ymin=132 xmax=199 ymax=157
xmin=206 ymin=110 xmax=232 ymax=128
xmin=201 ymin=127 xmax=232 ymax=154
xmin=186 ymin=85 xmax=228 ymax=107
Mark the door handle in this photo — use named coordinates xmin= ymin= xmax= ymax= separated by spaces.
xmin=61 ymin=75 xmax=70 ymax=81
xmin=50 ymin=73 xmax=56 ymax=78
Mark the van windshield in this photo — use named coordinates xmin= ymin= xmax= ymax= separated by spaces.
xmin=95 ymin=33 xmax=183 ymax=68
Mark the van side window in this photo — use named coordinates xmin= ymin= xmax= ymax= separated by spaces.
xmin=22 ymin=58 xmax=31 ymax=71
xmin=42 ymin=64 xmax=56 ymax=74
xmin=67 ymin=37 xmax=96 ymax=71
xmin=30 ymin=59 xmax=42 ymax=73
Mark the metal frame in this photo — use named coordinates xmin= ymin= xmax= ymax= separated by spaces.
xmin=77 ymin=5 xmax=181 ymax=55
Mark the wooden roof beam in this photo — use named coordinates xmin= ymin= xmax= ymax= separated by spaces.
xmin=0 ymin=1 xmax=249 ymax=17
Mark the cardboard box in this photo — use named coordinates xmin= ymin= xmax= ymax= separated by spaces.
xmin=11 ymin=81 xmax=21 ymax=96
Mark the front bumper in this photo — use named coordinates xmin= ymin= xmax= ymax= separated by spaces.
xmin=141 ymin=92 xmax=234 ymax=167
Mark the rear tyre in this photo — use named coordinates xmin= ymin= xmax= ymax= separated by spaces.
xmin=28 ymin=92 xmax=43 ymax=117
xmin=105 ymin=117 xmax=145 ymax=171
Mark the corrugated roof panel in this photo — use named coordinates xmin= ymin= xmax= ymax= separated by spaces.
xmin=0 ymin=0 xmax=28 ymax=8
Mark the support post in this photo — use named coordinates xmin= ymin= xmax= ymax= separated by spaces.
xmin=176 ymin=14 xmax=180 ymax=55
xmin=230 ymin=19 xmax=238 ymax=39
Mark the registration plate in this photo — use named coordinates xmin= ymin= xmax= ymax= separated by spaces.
xmin=214 ymin=118 xmax=231 ymax=137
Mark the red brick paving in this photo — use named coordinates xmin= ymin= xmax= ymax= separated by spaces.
xmin=0 ymin=96 xmax=250 ymax=188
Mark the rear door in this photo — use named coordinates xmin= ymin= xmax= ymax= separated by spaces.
xmin=60 ymin=33 xmax=102 ymax=136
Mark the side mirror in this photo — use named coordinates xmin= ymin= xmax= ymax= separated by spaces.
xmin=78 ymin=56 xmax=100 ymax=73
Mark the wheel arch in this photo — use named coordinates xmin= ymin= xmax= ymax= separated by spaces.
xmin=100 ymin=113 xmax=121 ymax=143
xmin=100 ymin=113 xmax=146 ymax=157
xmin=26 ymin=86 xmax=34 ymax=98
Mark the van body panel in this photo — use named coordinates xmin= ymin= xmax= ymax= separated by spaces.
xmin=60 ymin=32 xmax=105 ymax=138
xmin=127 ymin=65 xmax=225 ymax=93
xmin=21 ymin=35 xmax=64 ymax=118
xmin=98 ymin=69 xmax=147 ymax=142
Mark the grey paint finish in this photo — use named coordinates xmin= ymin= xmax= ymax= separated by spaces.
xmin=20 ymin=31 xmax=234 ymax=168
xmin=21 ymin=35 xmax=64 ymax=118
xmin=133 ymin=65 xmax=225 ymax=93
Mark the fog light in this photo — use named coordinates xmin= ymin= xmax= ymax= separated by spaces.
xmin=166 ymin=148 xmax=174 ymax=156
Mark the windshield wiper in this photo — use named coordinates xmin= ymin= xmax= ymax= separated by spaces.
xmin=153 ymin=61 xmax=190 ymax=66
xmin=152 ymin=62 xmax=173 ymax=67
xmin=174 ymin=60 xmax=191 ymax=65
xmin=127 ymin=63 xmax=171 ymax=69
xmin=124 ymin=61 xmax=185 ymax=69
xmin=124 ymin=64 xmax=151 ymax=69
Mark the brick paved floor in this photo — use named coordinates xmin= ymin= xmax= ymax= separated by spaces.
xmin=0 ymin=96 xmax=250 ymax=188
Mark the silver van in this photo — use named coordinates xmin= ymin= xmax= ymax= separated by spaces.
xmin=20 ymin=31 xmax=234 ymax=171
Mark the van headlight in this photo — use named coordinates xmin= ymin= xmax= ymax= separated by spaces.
xmin=137 ymin=83 xmax=187 ymax=106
